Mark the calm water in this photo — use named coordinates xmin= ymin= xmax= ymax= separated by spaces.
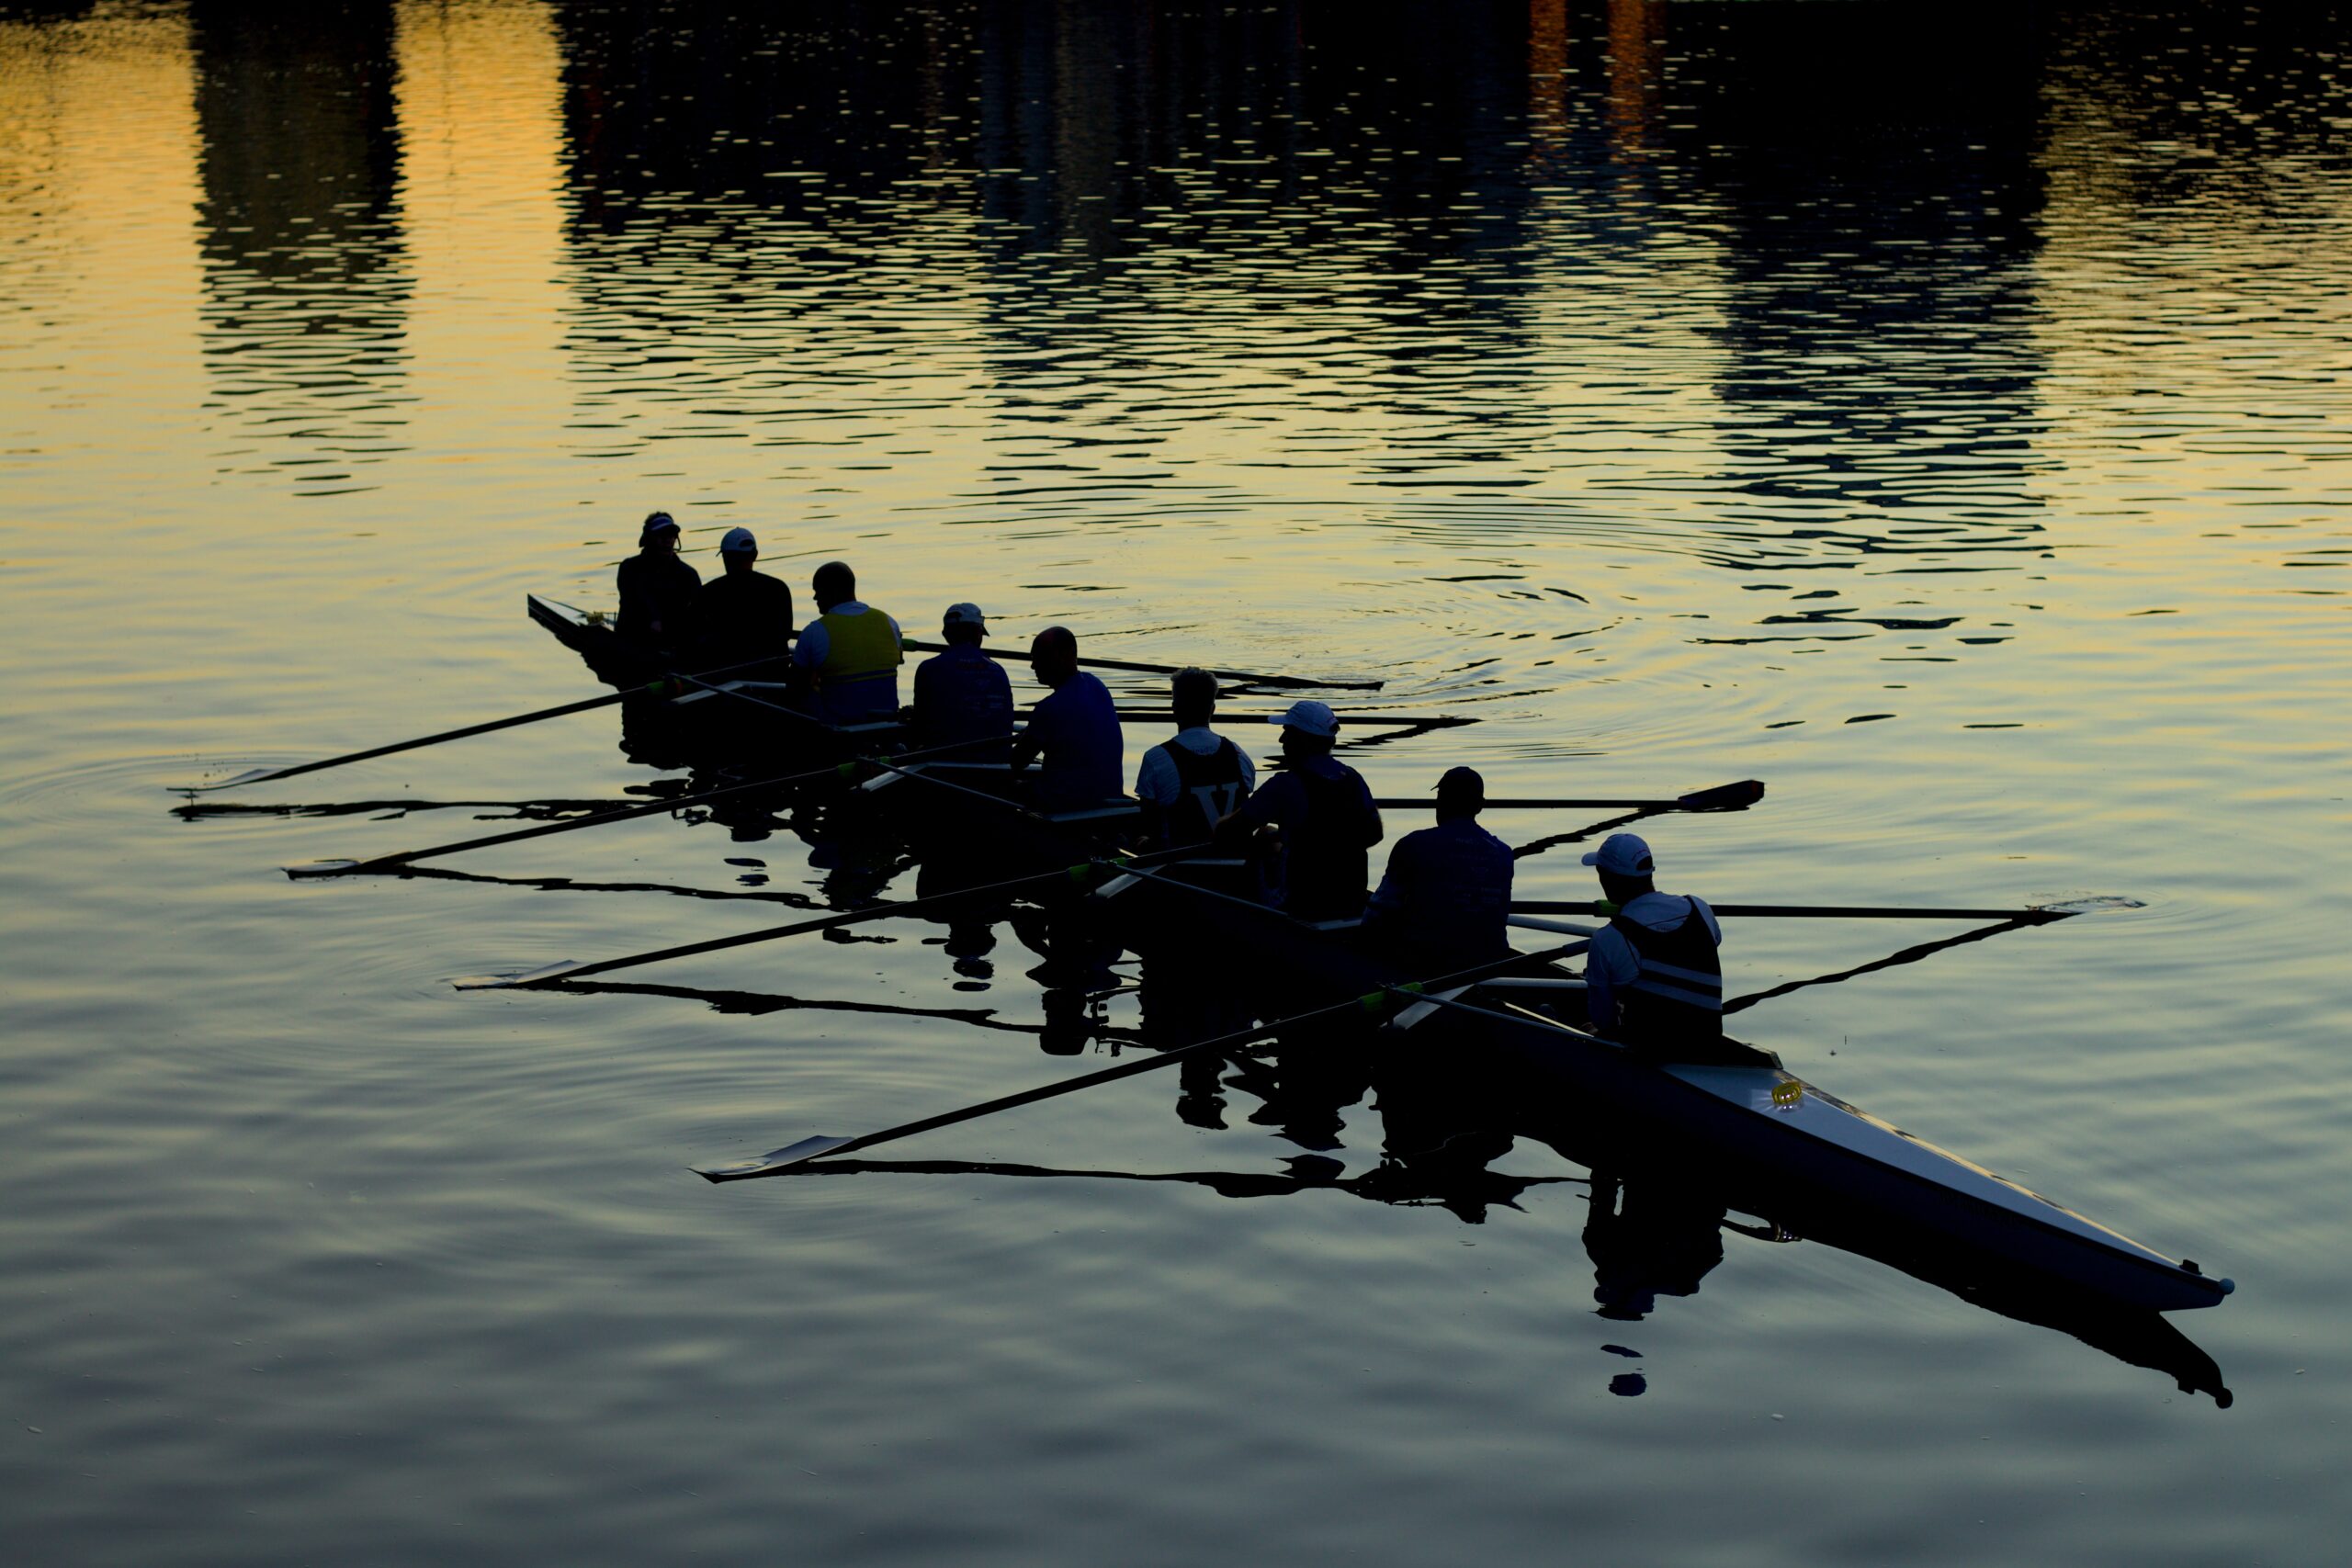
xmin=4 ymin=2 xmax=2349 ymax=1562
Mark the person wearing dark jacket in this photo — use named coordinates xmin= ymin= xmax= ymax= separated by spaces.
xmin=694 ymin=526 xmax=794 ymax=671
xmin=615 ymin=511 xmax=700 ymax=650
xmin=1364 ymin=766 xmax=1514 ymax=971
xmin=1225 ymin=700 xmax=1383 ymax=922
xmin=910 ymin=603 xmax=1014 ymax=759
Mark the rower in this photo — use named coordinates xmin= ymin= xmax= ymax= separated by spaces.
xmin=1133 ymin=667 xmax=1254 ymax=849
xmin=1224 ymin=700 xmax=1383 ymax=923
xmin=1008 ymin=626 xmax=1123 ymax=813
xmin=1363 ymin=765 xmax=1513 ymax=969
xmin=615 ymin=511 xmax=701 ymax=651
xmin=1580 ymin=832 xmax=1723 ymax=1057
xmin=791 ymin=560 xmax=903 ymax=724
xmin=909 ymin=602 xmax=1014 ymax=760
xmin=693 ymin=526 xmax=794 ymax=672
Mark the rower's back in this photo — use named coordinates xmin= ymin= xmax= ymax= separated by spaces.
xmin=911 ymin=604 xmax=1012 ymax=759
xmin=796 ymin=560 xmax=903 ymax=723
xmin=695 ymin=531 xmax=794 ymax=671
xmin=1136 ymin=668 xmax=1253 ymax=848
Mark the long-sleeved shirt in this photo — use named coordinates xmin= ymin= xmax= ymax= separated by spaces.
xmin=615 ymin=550 xmax=702 ymax=647
xmin=911 ymin=644 xmax=1015 ymax=758
xmin=1364 ymin=816 xmax=1516 ymax=971
xmin=1014 ymin=671 xmax=1124 ymax=812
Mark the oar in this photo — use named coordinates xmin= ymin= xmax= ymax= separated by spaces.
xmin=1723 ymin=916 xmax=2052 ymax=1015
xmin=1370 ymin=780 xmax=1764 ymax=813
xmin=284 ymin=732 xmax=1018 ymax=878
xmin=174 ymin=656 xmax=792 ymax=793
xmin=1511 ymin=899 xmax=2075 ymax=923
xmin=451 ymin=846 xmax=1200 ymax=990
xmin=693 ymin=942 xmax=1589 ymax=1181
xmin=1116 ymin=710 xmax=1468 ymax=729
xmin=898 ymin=637 xmax=1382 ymax=693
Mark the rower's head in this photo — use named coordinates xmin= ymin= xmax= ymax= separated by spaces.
xmin=1273 ymin=699 xmax=1339 ymax=759
xmin=1434 ymin=765 xmax=1485 ymax=822
xmin=1583 ymin=831 xmax=1657 ymax=904
xmin=639 ymin=511 xmax=680 ymax=554
xmin=812 ymin=560 xmax=856 ymax=612
xmin=1029 ymin=625 xmax=1079 ymax=688
xmin=1171 ymin=667 xmax=1218 ymax=729
xmin=942 ymin=602 xmax=988 ymax=648
xmin=718 ymin=526 xmax=758 ymax=574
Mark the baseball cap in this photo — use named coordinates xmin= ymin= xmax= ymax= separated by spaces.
xmin=1434 ymin=765 xmax=1485 ymax=805
xmin=943 ymin=603 xmax=987 ymax=633
xmin=1581 ymin=832 xmax=1655 ymax=877
xmin=639 ymin=511 xmax=680 ymax=544
xmin=718 ymin=526 xmax=757 ymax=554
xmin=1272 ymin=699 xmax=1340 ymax=739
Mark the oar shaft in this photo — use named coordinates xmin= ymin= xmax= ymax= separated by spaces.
xmin=898 ymin=637 xmax=1381 ymax=692
xmin=696 ymin=942 xmax=1587 ymax=1180
xmin=299 ymin=732 xmax=1020 ymax=877
xmin=1510 ymin=901 xmax=2068 ymax=922
xmin=190 ymin=653 xmax=790 ymax=792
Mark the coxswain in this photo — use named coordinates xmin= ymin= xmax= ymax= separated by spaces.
xmin=1133 ymin=667 xmax=1254 ymax=849
xmin=1008 ymin=626 xmax=1124 ymax=812
xmin=791 ymin=560 xmax=903 ymax=723
xmin=1580 ymin=832 xmax=1724 ymax=1056
xmin=693 ymin=526 xmax=794 ymax=672
xmin=1363 ymin=765 xmax=1514 ymax=970
xmin=615 ymin=511 xmax=700 ymax=650
xmin=909 ymin=602 xmax=1014 ymax=759
xmin=1224 ymin=700 xmax=1383 ymax=922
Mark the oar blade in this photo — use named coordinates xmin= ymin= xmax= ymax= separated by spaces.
xmin=1677 ymin=779 xmax=1766 ymax=811
xmin=175 ymin=766 xmax=284 ymax=794
xmin=452 ymin=959 xmax=582 ymax=991
xmin=284 ymin=859 xmax=363 ymax=879
xmin=696 ymin=1134 xmax=857 ymax=1182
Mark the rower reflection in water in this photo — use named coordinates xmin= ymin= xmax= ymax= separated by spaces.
xmin=1363 ymin=765 xmax=1515 ymax=972
xmin=1583 ymin=1174 xmax=1730 ymax=1322
xmin=1009 ymin=626 xmax=1124 ymax=813
xmin=1222 ymin=700 xmax=1384 ymax=921
xmin=1133 ymin=667 xmax=1254 ymax=849
xmin=908 ymin=603 xmax=1013 ymax=761
xmin=1581 ymin=832 xmax=1725 ymax=1058
xmin=693 ymin=526 xmax=795 ymax=674
xmin=614 ymin=510 xmax=699 ymax=655
xmin=792 ymin=560 xmax=903 ymax=723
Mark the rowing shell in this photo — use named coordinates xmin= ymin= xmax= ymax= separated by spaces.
xmin=1091 ymin=870 xmax=2232 ymax=1315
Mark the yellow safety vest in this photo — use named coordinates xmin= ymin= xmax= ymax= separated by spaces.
xmin=816 ymin=606 xmax=903 ymax=689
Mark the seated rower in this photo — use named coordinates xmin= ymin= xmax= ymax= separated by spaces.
xmin=910 ymin=602 xmax=1014 ymax=760
xmin=694 ymin=526 xmax=795 ymax=672
xmin=791 ymin=560 xmax=903 ymax=724
xmin=1224 ymin=700 xmax=1383 ymax=923
xmin=1580 ymin=833 xmax=1723 ymax=1057
xmin=1009 ymin=626 xmax=1124 ymax=814
xmin=1363 ymin=766 xmax=1514 ymax=971
xmin=1134 ymin=667 xmax=1254 ymax=849
xmin=615 ymin=511 xmax=700 ymax=652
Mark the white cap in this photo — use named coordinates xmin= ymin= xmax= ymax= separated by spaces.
xmin=1272 ymin=699 xmax=1340 ymax=739
xmin=719 ymin=526 xmax=757 ymax=554
xmin=943 ymin=603 xmax=987 ymax=632
xmin=1582 ymin=832 xmax=1655 ymax=877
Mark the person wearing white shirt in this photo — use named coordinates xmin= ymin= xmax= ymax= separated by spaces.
xmin=1134 ymin=667 xmax=1254 ymax=849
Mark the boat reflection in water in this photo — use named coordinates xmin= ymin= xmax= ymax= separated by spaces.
xmin=793 ymin=1021 xmax=2232 ymax=1408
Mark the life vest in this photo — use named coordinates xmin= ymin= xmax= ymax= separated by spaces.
xmin=1154 ymin=736 xmax=1247 ymax=847
xmin=1282 ymin=764 xmax=1374 ymax=920
xmin=1609 ymin=899 xmax=1723 ymax=1052
xmin=814 ymin=605 xmax=903 ymax=691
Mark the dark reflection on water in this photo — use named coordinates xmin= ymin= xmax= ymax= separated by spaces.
xmin=191 ymin=3 xmax=412 ymax=486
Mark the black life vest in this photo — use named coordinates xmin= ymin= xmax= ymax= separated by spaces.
xmin=1153 ymin=736 xmax=1248 ymax=847
xmin=1610 ymin=899 xmax=1723 ymax=1052
xmin=1283 ymin=764 xmax=1373 ymax=921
